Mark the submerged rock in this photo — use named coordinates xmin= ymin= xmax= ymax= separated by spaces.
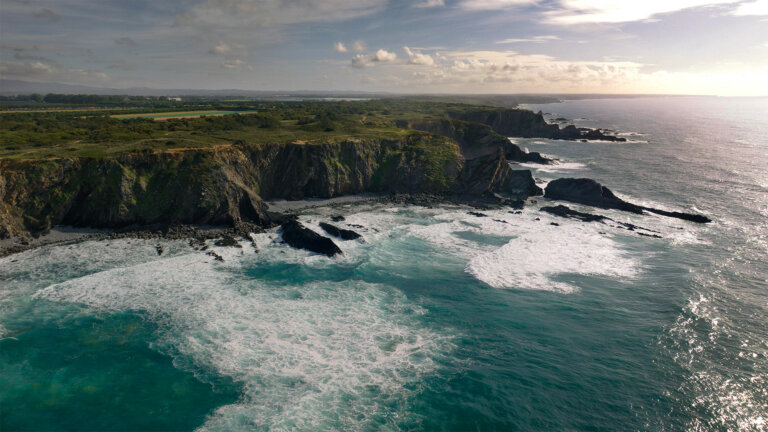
xmin=319 ymin=222 xmax=361 ymax=240
xmin=540 ymin=205 xmax=608 ymax=222
xmin=281 ymin=220 xmax=343 ymax=257
xmin=541 ymin=204 xmax=661 ymax=237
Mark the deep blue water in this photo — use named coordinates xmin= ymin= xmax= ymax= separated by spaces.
xmin=1 ymin=96 xmax=766 ymax=431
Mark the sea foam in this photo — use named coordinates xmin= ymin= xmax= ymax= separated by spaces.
xmin=33 ymin=239 xmax=450 ymax=431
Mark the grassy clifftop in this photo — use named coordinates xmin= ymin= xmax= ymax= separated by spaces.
xmin=0 ymin=100 xmax=549 ymax=239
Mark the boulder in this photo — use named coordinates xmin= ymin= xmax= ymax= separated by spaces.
xmin=281 ymin=220 xmax=343 ymax=257
xmin=319 ymin=222 xmax=361 ymax=240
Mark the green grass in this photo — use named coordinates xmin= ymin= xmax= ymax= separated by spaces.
xmin=112 ymin=110 xmax=260 ymax=119
xmin=0 ymin=100 xmax=523 ymax=160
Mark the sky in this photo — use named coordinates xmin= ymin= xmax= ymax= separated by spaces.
xmin=1 ymin=0 xmax=767 ymax=95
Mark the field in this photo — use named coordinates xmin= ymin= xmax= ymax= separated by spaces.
xmin=0 ymin=100 xmax=459 ymax=159
xmin=111 ymin=110 xmax=260 ymax=120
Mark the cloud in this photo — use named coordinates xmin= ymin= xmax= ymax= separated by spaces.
xmin=207 ymin=40 xmax=248 ymax=57
xmin=404 ymin=46 xmax=435 ymax=65
xmin=731 ymin=0 xmax=768 ymax=15
xmin=459 ymin=0 xmax=535 ymax=10
xmin=546 ymin=0 xmax=745 ymax=24
xmin=176 ymin=0 xmax=386 ymax=29
xmin=496 ymin=35 xmax=560 ymax=44
xmin=0 ymin=60 xmax=109 ymax=84
xmin=374 ymin=49 xmax=397 ymax=62
xmin=352 ymin=41 xmax=366 ymax=52
xmin=114 ymin=37 xmax=136 ymax=46
xmin=414 ymin=0 xmax=445 ymax=7
xmin=334 ymin=42 xmax=348 ymax=52
xmin=221 ymin=59 xmax=250 ymax=69
xmin=33 ymin=8 xmax=60 ymax=21
xmin=350 ymin=49 xmax=397 ymax=68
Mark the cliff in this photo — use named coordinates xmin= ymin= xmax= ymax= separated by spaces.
xmin=400 ymin=118 xmax=553 ymax=163
xmin=0 ymin=132 xmax=538 ymax=239
xmin=449 ymin=108 xmax=626 ymax=142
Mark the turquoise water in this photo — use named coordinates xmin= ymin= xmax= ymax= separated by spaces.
xmin=2 ymin=97 xmax=767 ymax=431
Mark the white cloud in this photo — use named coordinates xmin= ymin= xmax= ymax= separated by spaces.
xmin=459 ymin=0 xmax=536 ymax=10
xmin=374 ymin=49 xmax=397 ymax=62
xmin=352 ymin=40 xmax=366 ymax=52
xmin=351 ymin=54 xmax=371 ymax=68
xmin=496 ymin=35 xmax=560 ymax=44
xmin=414 ymin=0 xmax=445 ymax=7
xmin=350 ymin=49 xmax=397 ymax=68
xmin=404 ymin=46 xmax=435 ymax=65
xmin=334 ymin=42 xmax=348 ymax=52
xmin=546 ymin=0 xmax=745 ymax=24
xmin=731 ymin=0 xmax=768 ymax=15
xmin=207 ymin=40 xmax=248 ymax=57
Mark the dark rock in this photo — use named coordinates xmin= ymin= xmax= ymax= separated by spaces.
xmin=518 ymin=151 xmax=555 ymax=164
xmin=550 ymin=222 xmax=560 ymax=226
xmin=545 ymin=178 xmax=711 ymax=223
xmin=155 ymin=245 xmax=163 ymax=256
xmin=206 ymin=251 xmax=224 ymax=262
xmin=468 ymin=211 xmax=487 ymax=217
xmin=330 ymin=215 xmax=346 ymax=222
xmin=545 ymin=178 xmax=644 ymax=213
xmin=643 ymin=208 xmax=712 ymax=223
xmin=540 ymin=205 xmax=608 ymax=222
xmin=319 ymin=222 xmax=361 ymax=240
xmin=540 ymin=204 xmax=662 ymax=237
xmin=214 ymin=235 xmax=242 ymax=248
xmin=281 ymin=220 xmax=342 ymax=257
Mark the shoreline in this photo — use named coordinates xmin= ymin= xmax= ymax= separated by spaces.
xmin=0 ymin=192 xmax=509 ymax=258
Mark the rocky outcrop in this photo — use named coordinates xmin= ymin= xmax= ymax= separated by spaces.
xmin=449 ymin=109 xmax=626 ymax=142
xmin=544 ymin=178 xmax=711 ymax=223
xmin=540 ymin=204 xmax=662 ymax=237
xmin=281 ymin=220 xmax=342 ymax=257
xmin=454 ymin=148 xmax=542 ymax=200
xmin=540 ymin=204 xmax=608 ymax=222
xmin=402 ymin=118 xmax=554 ymax=164
xmin=319 ymin=222 xmax=361 ymax=240
xmin=545 ymin=178 xmax=643 ymax=213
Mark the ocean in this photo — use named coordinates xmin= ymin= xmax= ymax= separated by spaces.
xmin=1 ymin=96 xmax=766 ymax=431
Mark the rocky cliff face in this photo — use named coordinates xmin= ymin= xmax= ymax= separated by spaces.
xmin=449 ymin=109 xmax=560 ymax=138
xmin=0 ymin=131 xmax=540 ymax=238
xmin=449 ymin=108 xmax=626 ymax=142
xmin=401 ymin=118 xmax=553 ymax=163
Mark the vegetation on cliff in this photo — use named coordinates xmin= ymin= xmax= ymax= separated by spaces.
xmin=1 ymin=99 xmax=601 ymax=239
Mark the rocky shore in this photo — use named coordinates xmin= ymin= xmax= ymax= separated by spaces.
xmin=3 ymin=105 xmax=695 ymax=258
